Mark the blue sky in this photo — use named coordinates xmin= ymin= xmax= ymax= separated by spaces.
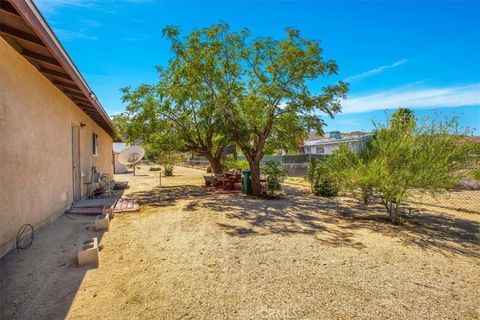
xmin=36 ymin=0 xmax=480 ymax=134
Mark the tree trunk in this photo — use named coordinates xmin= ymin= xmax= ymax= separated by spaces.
xmin=387 ymin=201 xmax=401 ymax=225
xmin=249 ymin=159 xmax=262 ymax=196
xmin=203 ymin=153 xmax=223 ymax=174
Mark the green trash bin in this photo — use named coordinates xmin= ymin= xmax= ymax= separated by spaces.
xmin=241 ymin=170 xmax=252 ymax=195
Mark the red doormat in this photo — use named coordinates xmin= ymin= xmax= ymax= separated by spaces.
xmin=115 ymin=198 xmax=139 ymax=213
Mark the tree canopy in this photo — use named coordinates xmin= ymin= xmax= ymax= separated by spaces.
xmin=162 ymin=23 xmax=348 ymax=194
xmin=119 ymin=59 xmax=230 ymax=173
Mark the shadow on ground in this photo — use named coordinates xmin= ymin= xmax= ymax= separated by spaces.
xmin=128 ymin=185 xmax=208 ymax=208
xmin=128 ymin=182 xmax=479 ymax=258
xmin=202 ymin=186 xmax=480 ymax=258
xmin=0 ymin=215 xmax=108 ymax=320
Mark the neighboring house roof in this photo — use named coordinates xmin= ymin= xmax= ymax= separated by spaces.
xmin=0 ymin=0 xmax=116 ymax=137
xmin=306 ymin=131 xmax=370 ymax=141
xmin=307 ymin=132 xmax=323 ymax=140
xmin=303 ymin=134 xmax=372 ymax=147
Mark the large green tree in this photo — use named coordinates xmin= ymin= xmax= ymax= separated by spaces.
xmin=162 ymin=24 xmax=348 ymax=195
xmin=119 ymin=69 xmax=230 ymax=173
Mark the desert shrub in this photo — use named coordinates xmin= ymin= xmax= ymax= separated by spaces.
xmin=149 ymin=167 xmax=162 ymax=171
xmin=313 ymin=177 xmax=339 ymax=197
xmin=324 ymin=112 xmax=473 ymax=224
xmin=158 ymin=152 xmax=176 ymax=176
xmin=306 ymin=157 xmax=339 ymax=197
xmin=163 ymin=164 xmax=174 ymax=176
xmin=320 ymin=145 xmax=373 ymax=203
xmin=261 ymin=160 xmax=287 ymax=195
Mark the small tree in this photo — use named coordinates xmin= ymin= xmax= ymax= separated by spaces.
xmin=261 ymin=160 xmax=287 ymax=196
xmin=324 ymin=112 xmax=473 ymax=224
xmin=158 ymin=151 xmax=175 ymax=176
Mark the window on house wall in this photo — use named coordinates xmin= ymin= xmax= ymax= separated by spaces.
xmin=92 ymin=133 xmax=99 ymax=155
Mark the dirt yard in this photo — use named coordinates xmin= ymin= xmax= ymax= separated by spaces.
xmin=1 ymin=166 xmax=479 ymax=319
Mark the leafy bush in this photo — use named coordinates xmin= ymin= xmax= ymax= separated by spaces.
xmin=261 ymin=160 xmax=287 ymax=195
xmin=313 ymin=177 xmax=339 ymax=197
xmin=163 ymin=164 xmax=174 ymax=176
xmin=149 ymin=165 xmax=173 ymax=175
xmin=306 ymin=157 xmax=339 ymax=197
xmin=319 ymin=145 xmax=373 ymax=203
xmin=157 ymin=152 xmax=176 ymax=176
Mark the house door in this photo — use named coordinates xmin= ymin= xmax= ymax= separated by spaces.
xmin=72 ymin=126 xmax=81 ymax=201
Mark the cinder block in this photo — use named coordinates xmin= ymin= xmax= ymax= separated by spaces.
xmin=102 ymin=206 xmax=114 ymax=218
xmin=95 ymin=214 xmax=110 ymax=230
xmin=78 ymin=238 xmax=98 ymax=266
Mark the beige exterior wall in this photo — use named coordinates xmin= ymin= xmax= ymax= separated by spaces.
xmin=0 ymin=38 xmax=113 ymax=256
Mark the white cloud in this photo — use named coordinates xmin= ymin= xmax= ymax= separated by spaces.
xmin=344 ymin=59 xmax=408 ymax=82
xmin=35 ymin=0 xmax=152 ymax=13
xmin=54 ymin=28 xmax=98 ymax=41
xmin=342 ymin=83 xmax=480 ymax=113
xmin=35 ymin=0 xmax=101 ymax=13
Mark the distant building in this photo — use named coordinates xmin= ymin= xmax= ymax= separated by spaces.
xmin=301 ymin=131 xmax=372 ymax=155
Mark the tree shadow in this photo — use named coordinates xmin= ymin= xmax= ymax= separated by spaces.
xmin=128 ymin=182 xmax=479 ymax=258
xmin=128 ymin=185 xmax=207 ymax=207
xmin=203 ymin=189 xmax=480 ymax=258
xmin=408 ymin=200 xmax=480 ymax=215
xmin=183 ymin=201 xmax=200 ymax=211
xmin=333 ymin=197 xmax=480 ymax=258
xmin=203 ymin=193 xmax=366 ymax=250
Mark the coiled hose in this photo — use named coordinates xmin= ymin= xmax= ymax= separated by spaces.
xmin=16 ymin=224 xmax=34 ymax=251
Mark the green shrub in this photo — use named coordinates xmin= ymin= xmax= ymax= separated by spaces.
xmin=149 ymin=167 xmax=162 ymax=171
xmin=306 ymin=158 xmax=339 ymax=197
xmin=261 ymin=160 xmax=287 ymax=195
xmin=320 ymin=113 xmax=473 ymax=224
xmin=306 ymin=158 xmax=319 ymax=191
xmin=313 ymin=177 xmax=339 ymax=197
xmin=163 ymin=164 xmax=174 ymax=176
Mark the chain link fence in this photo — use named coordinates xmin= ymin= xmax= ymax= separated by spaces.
xmin=178 ymin=155 xmax=480 ymax=214
xmin=406 ymin=189 xmax=480 ymax=215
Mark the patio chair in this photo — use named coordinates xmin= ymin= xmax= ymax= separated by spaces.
xmin=99 ymin=173 xmax=115 ymax=197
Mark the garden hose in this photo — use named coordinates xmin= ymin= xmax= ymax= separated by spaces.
xmin=16 ymin=224 xmax=34 ymax=251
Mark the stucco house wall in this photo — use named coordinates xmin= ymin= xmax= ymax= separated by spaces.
xmin=0 ymin=38 xmax=113 ymax=256
xmin=303 ymin=135 xmax=372 ymax=155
